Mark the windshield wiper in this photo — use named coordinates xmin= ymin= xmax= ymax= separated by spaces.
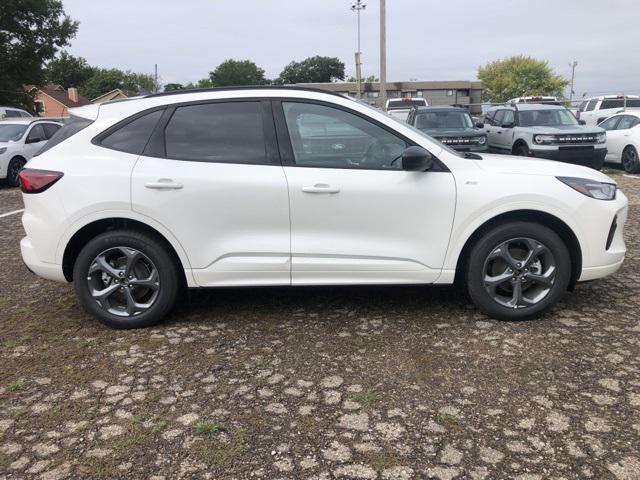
xmin=463 ymin=152 xmax=482 ymax=159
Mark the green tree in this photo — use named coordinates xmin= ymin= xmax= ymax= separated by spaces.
xmin=45 ymin=51 xmax=95 ymax=88
xmin=164 ymin=83 xmax=184 ymax=92
xmin=0 ymin=0 xmax=78 ymax=111
xmin=81 ymin=68 xmax=156 ymax=99
xmin=207 ymin=59 xmax=268 ymax=87
xmin=347 ymin=74 xmax=379 ymax=82
xmin=477 ymin=55 xmax=569 ymax=103
xmin=277 ymin=56 xmax=345 ymax=84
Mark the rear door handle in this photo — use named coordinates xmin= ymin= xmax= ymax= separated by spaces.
xmin=144 ymin=179 xmax=183 ymax=190
xmin=302 ymin=184 xmax=340 ymax=194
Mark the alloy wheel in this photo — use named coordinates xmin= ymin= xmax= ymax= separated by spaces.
xmin=86 ymin=247 xmax=160 ymax=317
xmin=622 ymin=148 xmax=637 ymax=172
xmin=482 ymin=237 xmax=556 ymax=309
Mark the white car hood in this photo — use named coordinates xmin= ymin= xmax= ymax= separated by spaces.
xmin=473 ymin=153 xmax=615 ymax=183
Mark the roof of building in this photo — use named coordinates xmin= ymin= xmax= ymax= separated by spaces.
xmin=26 ymin=84 xmax=91 ymax=108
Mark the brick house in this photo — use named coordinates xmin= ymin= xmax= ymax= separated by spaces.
xmin=25 ymin=84 xmax=91 ymax=117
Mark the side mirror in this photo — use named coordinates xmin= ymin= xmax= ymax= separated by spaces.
xmin=401 ymin=146 xmax=434 ymax=172
xmin=578 ymin=119 xmax=586 ymax=125
xmin=25 ymin=137 xmax=43 ymax=144
xmin=475 ymin=122 xmax=485 ymax=129
xmin=501 ymin=122 xmax=515 ymax=129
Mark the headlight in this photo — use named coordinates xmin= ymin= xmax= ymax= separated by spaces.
xmin=0 ymin=147 xmax=6 ymax=155
xmin=476 ymin=135 xmax=487 ymax=145
xmin=534 ymin=134 xmax=557 ymax=145
xmin=557 ymin=176 xmax=617 ymax=200
xmin=596 ymin=132 xmax=606 ymax=144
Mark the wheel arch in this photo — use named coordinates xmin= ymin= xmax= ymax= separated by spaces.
xmin=62 ymin=217 xmax=189 ymax=287
xmin=512 ymin=139 xmax=529 ymax=155
xmin=454 ymin=209 xmax=582 ymax=290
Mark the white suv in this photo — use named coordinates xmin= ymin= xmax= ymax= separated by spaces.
xmin=0 ymin=118 xmax=62 ymax=186
xmin=19 ymin=87 xmax=628 ymax=328
xmin=578 ymin=95 xmax=640 ymax=126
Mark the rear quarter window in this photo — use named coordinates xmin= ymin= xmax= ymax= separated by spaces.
xmin=99 ymin=109 xmax=164 ymax=155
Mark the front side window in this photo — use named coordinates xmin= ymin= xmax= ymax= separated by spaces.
xmin=616 ymin=115 xmax=640 ymax=130
xmin=493 ymin=110 xmax=505 ymax=125
xmin=0 ymin=124 xmax=27 ymax=142
xmin=598 ymin=116 xmax=621 ymax=131
xmin=42 ymin=123 xmax=61 ymax=139
xmin=27 ymin=124 xmax=46 ymax=142
xmin=414 ymin=110 xmax=473 ymax=130
xmin=585 ymin=100 xmax=598 ymax=111
xmin=502 ymin=110 xmax=515 ymax=125
xmin=164 ymin=102 xmax=266 ymax=164
xmin=282 ymin=102 xmax=406 ymax=170
xmin=578 ymin=101 xmax=588 ymax=112
xmin=101 ymin=109 xmax=163 ymax=155
xmin=518 ymin=109 xmax=578 ymax=127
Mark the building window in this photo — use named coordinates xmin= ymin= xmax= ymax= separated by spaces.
xmin=366 ymin=91 xmax=379 ymax=98
xmin=447 ymin=90 xmax=454 ymax=96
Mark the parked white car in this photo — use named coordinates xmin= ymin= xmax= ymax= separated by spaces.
xmin=0 ymin=119 xmax=62 ymax=186
xmin=599 ymin=112 xmax=640 ymax=173
xmin=19 ymin=87 xmax=627 ymax=328
xmin=507 ymin=96 xmax=561 ymax=105
xmin=577 ymin=95 xmax=640 ymax=126
xmin=0 ymin=106 xmax=32 ymax=119
xmin=386 ymin=97 xmax=428 ymax=111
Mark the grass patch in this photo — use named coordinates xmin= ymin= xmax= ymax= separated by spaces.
xmin=362 ymin=444 xmax=401 ymax=473
xmin=194 ymin=420 xmax=225 ymax=436
xmin=437 ymin=413 xmax=463 ymax=431
xmin=191 ymin=427 xmax=245 ymax=468
xmin=348 ymin=388 xmax=383 ymax=408
xmin=7 ymin=380 xmax=26 ymax=392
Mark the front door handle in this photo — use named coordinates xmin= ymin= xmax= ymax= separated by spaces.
xmin=145 ymin=179 xmax=184 ymax=190
xmin=302 ymin=184 xmax=340 ymax=194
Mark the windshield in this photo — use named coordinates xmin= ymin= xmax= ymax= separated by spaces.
xmin=414 ymin=111 xmax=473 ymax=130
xmin=518 ymin=109 xmax=579 ymax=127
xmin=0 ymin=124 xmax=27 ymax=142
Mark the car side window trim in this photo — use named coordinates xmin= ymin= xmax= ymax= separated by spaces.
xmin=271 ymin=99 xmax=449 ymax=172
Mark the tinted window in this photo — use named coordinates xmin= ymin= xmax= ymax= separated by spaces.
xmin=42 ymin=123 xmax=61 ymax=139
xmin=5 ymin=110 xmax=21 ymax=118
xmin=35 ymin=115 xmax=94 ymax=156
xmin=283 ymin=102 xmax=407 ymax=170
xmin=101 ymin=109 xmax=163 ymax=155
xmin=598 ymin=116 xmax=621 ymax=131
xmin=164 ymin=102 xmax=266 ymax=164
xmin=27 ymin=124 xmax=46 ymax=142
xmin=600 ymin=99 xmax=624 ymax=110
xmin=414 ymin=110 xmax=473 ymax=130
xmin=585 ymin=100 xmax=598 ymax=111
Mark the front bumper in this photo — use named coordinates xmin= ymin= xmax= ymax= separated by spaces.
xmin=529 ymin=146 xmax=607 ymax=169
xmin=451 ymin=144 xmax=489 ymax=153
xmin=20 ymin=237 xmax=66 ymax=282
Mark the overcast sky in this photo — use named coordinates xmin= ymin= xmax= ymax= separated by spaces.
xmin=62 ymin=0 xmax=639 ymax=97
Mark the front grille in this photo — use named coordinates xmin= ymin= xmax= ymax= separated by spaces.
xmin=554 ymin=134 xmax=599 ymax=144
xmin=439 ymin=136 xmax=484 ymax=146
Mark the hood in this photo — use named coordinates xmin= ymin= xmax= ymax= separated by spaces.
xmin=525 ymin=125 xmax=604 ymax=134
xmin=420 ymin=127 xmax=482 ymax=137
xmin=473 ymin=153 xmax=615 ymax=183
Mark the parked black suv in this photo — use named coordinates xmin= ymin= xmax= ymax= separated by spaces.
xmin=407 ymin=106 xmax=488 ymax=152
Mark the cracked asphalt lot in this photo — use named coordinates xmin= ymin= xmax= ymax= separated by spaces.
xmin=0 ymin=169 xmax=639 ymax=480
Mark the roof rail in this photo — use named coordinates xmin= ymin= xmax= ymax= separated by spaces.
xmin=144 ymin=85 xmax=349 ymax=99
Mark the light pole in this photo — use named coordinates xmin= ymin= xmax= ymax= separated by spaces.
xmin=568 ymin=61 xmax=577 ymax=105
xmin=379 ymin=0 xmax=386 ymax=110
xmin=351 ymin=1 xmax=366 ymax=99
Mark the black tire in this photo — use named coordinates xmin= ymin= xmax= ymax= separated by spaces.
xmin=73 ymin=230 xmax=179 ymax=328
xmin=6 ymin=157 xmax=25 ymax=187
xmin=622 ymin=146 xmax=640 ymax=173
xmin=466 ymin=221 xmax=571 ymax=320
xmin=513 ymin=144 xmax=529 ymax=157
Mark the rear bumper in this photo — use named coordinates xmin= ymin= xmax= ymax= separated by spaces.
xmin=529 ymin=146 xmax=607 ymax=169
xmin=20 ymin=237 xmax=66 ymax=282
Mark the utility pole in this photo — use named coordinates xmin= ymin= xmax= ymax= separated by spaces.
xmin=568 ymin=61 xmax=577 ymax=105
xmin=351 ymin=1 xmax=366 ymax=99
xmin=379 ymin=0 xmax=386 ymax=110
xmin=154 ymin=64 xmax=159 ymax=93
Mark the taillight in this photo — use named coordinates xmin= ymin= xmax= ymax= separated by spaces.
xmin=18 ymin=169 xmax=64 ymax=194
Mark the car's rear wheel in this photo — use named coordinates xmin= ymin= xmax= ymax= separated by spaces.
xmin=466 ymin=222 xmax=571 ymax=320
xmin=6 ymin=157 xmax=25 ymax=187
xmin=73 ymin=230 xmax=179 ymax=328
xmin=621 ymin=146 xmax=640 ymax=173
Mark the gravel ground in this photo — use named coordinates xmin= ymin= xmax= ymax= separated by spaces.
xmin=0 ymin=169 xmax=639 ymax=480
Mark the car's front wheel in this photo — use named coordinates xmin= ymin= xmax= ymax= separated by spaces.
xmin=6 ymin=157 xmax=26 ymax=187
xmin=73 ymin=230 xmax=179 ymax=328
xmin=466 ymin=222 xmax=571 ymax=320
xmin=621 ymin=146 xmax=640 ymax=173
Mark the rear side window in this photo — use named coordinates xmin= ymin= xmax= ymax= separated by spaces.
xmin=35 ymin=115 xmax=94 ymax=156
xmin=101 ymin=109 xmax=163 ymax=155
xmin=600 ymin=99 xmax=624 ymax=110
xmin=5 ymin=110 xmax=20 ymax=118
xmin=164 ymin=102 xmax=267 ymax=164
xmin=585 ymin=100 xmax=598 ymax=111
